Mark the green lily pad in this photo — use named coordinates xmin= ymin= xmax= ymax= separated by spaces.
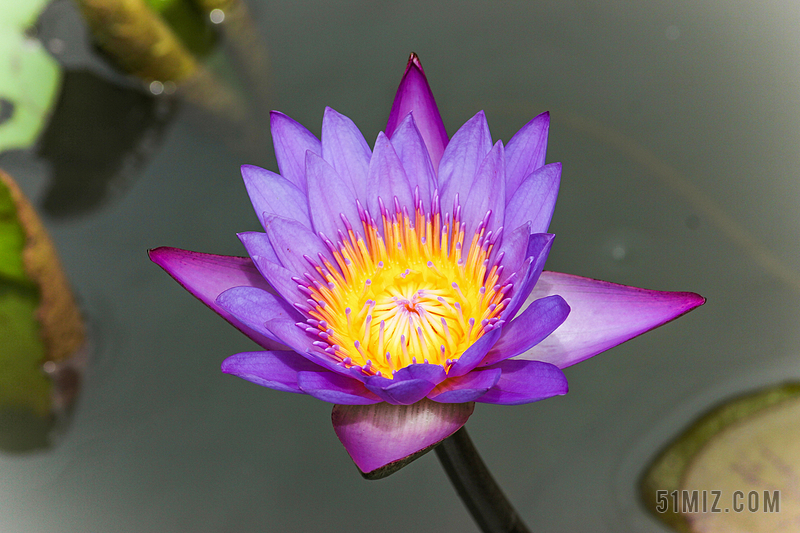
xmin=0 ymin=0 xmax=62 ymax=153
xmin=641 ymin=383 xmax=800 ymax=532
xmin=0 ymin=170 xmax=85 ymax=452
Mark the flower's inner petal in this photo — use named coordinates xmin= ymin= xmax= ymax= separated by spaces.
xmin=295 ymin=196 xmax=511 ymax=380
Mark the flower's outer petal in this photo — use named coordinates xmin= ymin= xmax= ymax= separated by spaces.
xmin=428 ymin=368 xmax=502 ymax=403
xmin=447 ymin=327 xmax=502 ymax=377
xmin=515 ymin=271 xmax=706 ymax=369
xmin=263 ymin=215 xmax=329 ymax=275
xmin=237 ymin=232 xmax=279 ymax=264
xmin=305 ymin=151 xmax=362 ymax=240
xmin=389 ymin=113 xmax=437 ymax=205
xmin=503 ymin=162 xmax=561 ymax=234
xmin=461 ymin=140 xmax=505 ymax=235
xmin=493 ymin=222 xmax=531 ymax=285
xmin=505 ymin=112 xmax=550 ymax=198
xmin=367 ymin=132 xmax=414 ymax=218
xmin=482 ymin=295 xmax=570 ymax=366
xmin=438 ymin=112 xmax=492 ymax=215
xmin=385 ymin=53 xmax=449 ymax=172
xmin=222 ymin=350 xmax=322 ymax=393
xmin=502 ymin=233 xmax=555 ymax=321
xmin=297 ymin=371 xmax=382 ymax=405
xmin=265 ymin=318 xmax=370 ymax=383
xmin=270 ymin=111 xmax=321 ymax=194
xmin=364 ymin=364 xmax=446 ymax=405
xmin=332 ymin=399 xmax=475 ymax=479
xmin=216 ymin=286 xmax=302 ymax=339
xmin=250 ymin=256 xmax=305 ymax=308
xmin=321 ymin=107 xmax=371 ymax=198
xmin=476 ymin=359 xmax=568 ymax=405
xmin=241 ymin=165 xmax=312 ymax=230
xmin=148 ymin=247 xmax=285 ymax=350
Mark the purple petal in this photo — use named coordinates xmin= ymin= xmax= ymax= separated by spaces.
xmin=250 ymin=256 xmax=306 ymax=307
xmin=332 ymin=399 xmax=474 ymax=478
xmin=460 ymin=140 xmax=505 ymax=235
xmin=364 ymin=364 xmax=446 ymax=405
xmin=305 ymin=151 xmax=362 ymax=240
xmin=493 ymin=222 xmax=531 ymax=285
xmin=270 ymin=111 xmax=321 ymax=193
xmin=482 ymin=294 xmax=570 ymax=366
xmin=237 ymin=232 xmax=279 ymax=264
xmin=438 ymin=112 xmax=493 ymax=216
xmin=428 ymin=368 xmax=502 ymax=403
xmin=504 ymin=111 xmax=550 ymax=198
xmin=515 ymin=271 xmax=706 ymax=369
xmin=222 ymin=350 xmax=322 ymax=393
xmin=502 ymin=233 xmax=555 ymax=320
xmin=477 ymin=359 xmax=568 ymax=405
xmin=241 ymin=165 xmax=311 ymax=230
xmin=385 ymin=53 xmax=449 ymax=172
xmin=366 ymin=132 xmax=414 ymax=218
xmin=263 ymin=215 xmax=328 ymax=275
xmin=503 ymin=162 xmax=561 ymax=234
xmin=447 ymin=327 xmax=502 ymax=377
xmin=216 ymin=286 xmax=302 ymax=339
xmin=148 ymin=247 xmax=284 ymax=350
xmin=297 ymin=371 xmax=382 ymax=405
xmin=321 ymin=107 xmax=371 ymax=198
xmin=389 ymin=113 xmax=437 ymax=205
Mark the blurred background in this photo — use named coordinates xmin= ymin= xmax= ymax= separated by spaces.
xmin=1 ymin=0 xmax=799 ymax=531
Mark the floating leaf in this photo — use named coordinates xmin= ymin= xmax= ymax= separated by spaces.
xmin=0 ymin=170 xmax=85 ymax=452
xmin=0 ymin=0 xmax=62 ymax=153
xmin=641 ymin=383 xmax=800 ymax=532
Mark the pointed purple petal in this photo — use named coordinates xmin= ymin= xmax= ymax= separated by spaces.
xmin=385 ymin=54 xmax=449 ymax=172
xmin=428 ymin=368 xmax=502 ymax=403
xmin=321 ymin=107 xmax=371 ymax=198
xmin=332 ymin=399 xmax=474 ymax=478
xmin=438 ymin=112 xmax=492 ymax=214
xmin=237 ymin=232 xmax=279 ymax=264
xmin=482 ymin=295 xmax=570 ymax=366
xmin=502 ymin=233 xmax=555 ymax=320
xmin=493 ymin=222 xmax=531 ymax=285
xmin=476 ymin=359 xmax=568 ymax=405
xmin=366 ymin=132 xmax=414 ymax=217
xmin=389 ymin=113 xmax=437 ymax=205
xmin=461 ymin=140 xmax=505 ymax=235
xmin=148 ymin=247 xmax=284 ymax=350
xmin=505 ymin=111 xmax=550 ymax=198
xmin=270 ymin=111 xmax=321 ymax=193
xmin=241 ymin=165 xmax=311 ymax=229
xmin=216 ymin=286 xmax=302 ymax=339
xmin=222 ymin=350 xmax=322 ymax=393
xmin=516 ymin=271 xmax=706 ymax=369
xmin=504 ymin=162 xmax=561 ymax=234
xmin=305 ymin=151 xmax=362 ymax=240
xmin=249 ymin=256 xmax=306 ymax=307
xmin=447 ymin=327 xmax=502 ymax=377
xmin=297 ymin=371 xmax=382 ymax=405
xmin=364 ymin=364 xmax=446 ymax=405
xmin=263 ymin=215 xmax=328 ymax=275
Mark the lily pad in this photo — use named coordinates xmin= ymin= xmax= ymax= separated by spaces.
xmin=0 ymin=170 xmax=85 ymax=452
xmin=641 ymin=383 xmax=800 ymax=532
xmin=0 ymin=0 xmax=62 ymax=153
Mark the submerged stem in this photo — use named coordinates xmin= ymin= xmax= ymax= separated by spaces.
xmin=435 ymin=427 xmax=532 ymax=533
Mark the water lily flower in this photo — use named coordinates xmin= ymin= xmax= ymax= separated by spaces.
xmin=149 ymin=54 xmax=704 ymax=478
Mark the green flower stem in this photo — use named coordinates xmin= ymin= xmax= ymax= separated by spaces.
xmin=436 ymin=427 xmax=531 ymax=533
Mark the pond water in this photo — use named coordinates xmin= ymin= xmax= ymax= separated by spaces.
xmin=2 ymin=1 xmax=799 ymax=532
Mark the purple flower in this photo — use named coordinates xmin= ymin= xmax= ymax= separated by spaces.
xmin=150 ymin=54 xmax=704 ymax=478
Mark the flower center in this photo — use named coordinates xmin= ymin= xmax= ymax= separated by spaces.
xmin=297 ymin=193 xmax=511 ymax=378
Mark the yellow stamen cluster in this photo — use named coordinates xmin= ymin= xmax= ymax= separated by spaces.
xmin=299 ymin=199 xmax=510 ymax=378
